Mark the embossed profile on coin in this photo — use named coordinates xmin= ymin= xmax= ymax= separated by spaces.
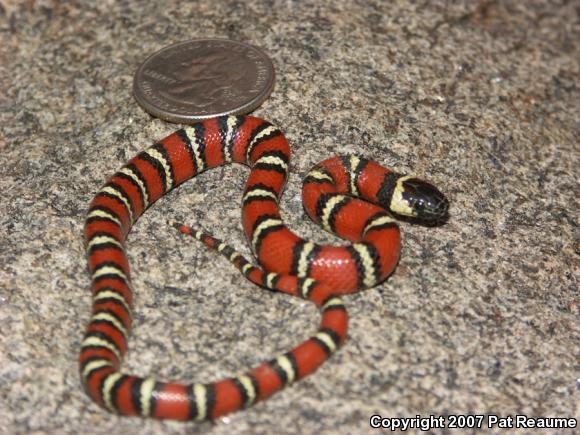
xmin=134 ymin=39 xmax=275 ymax=123
xmin=164 ymin=49 xmax=250 ymax=107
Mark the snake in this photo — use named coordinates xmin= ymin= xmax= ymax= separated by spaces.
xmin=80 ymin=115 xmax=448 ymax=421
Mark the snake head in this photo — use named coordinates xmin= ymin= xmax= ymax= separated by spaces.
xmin=389 ymin=176 xmax=449 ymax=225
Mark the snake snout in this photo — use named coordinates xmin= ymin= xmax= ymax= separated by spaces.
xmin=424 ymin=194 xmax=450 ymax=225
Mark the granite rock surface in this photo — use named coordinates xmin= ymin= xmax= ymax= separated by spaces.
xmin=0 ymin=0 xmax=578 ymax=434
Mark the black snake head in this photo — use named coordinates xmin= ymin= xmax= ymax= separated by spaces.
xmin=389 ymin=176 xmax=449 ymax=225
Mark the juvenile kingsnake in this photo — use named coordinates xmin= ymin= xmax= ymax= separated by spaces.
xmin=81 ymin=115 xmax=448 ymax=420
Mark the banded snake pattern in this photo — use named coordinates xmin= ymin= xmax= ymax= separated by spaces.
xmin=81 ymin=115 xmax=448 ymax=420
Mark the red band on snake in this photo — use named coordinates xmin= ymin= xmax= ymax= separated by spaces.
xmin=81 ymin=115 xmax=448 ymax=420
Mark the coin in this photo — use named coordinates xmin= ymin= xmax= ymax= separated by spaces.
xmin=133 ymin=39 xmax=275 ymax=123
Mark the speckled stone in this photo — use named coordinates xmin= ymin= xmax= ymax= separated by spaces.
xmin=0 ymin=0 xmax=578 ymax=434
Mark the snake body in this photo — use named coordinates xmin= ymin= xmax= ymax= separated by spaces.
xmin=81 ymin=115 xmax=448 ymax=420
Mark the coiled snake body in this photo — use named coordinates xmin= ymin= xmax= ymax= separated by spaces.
xmin=81 ymin=115 xmax=448 ymax=420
